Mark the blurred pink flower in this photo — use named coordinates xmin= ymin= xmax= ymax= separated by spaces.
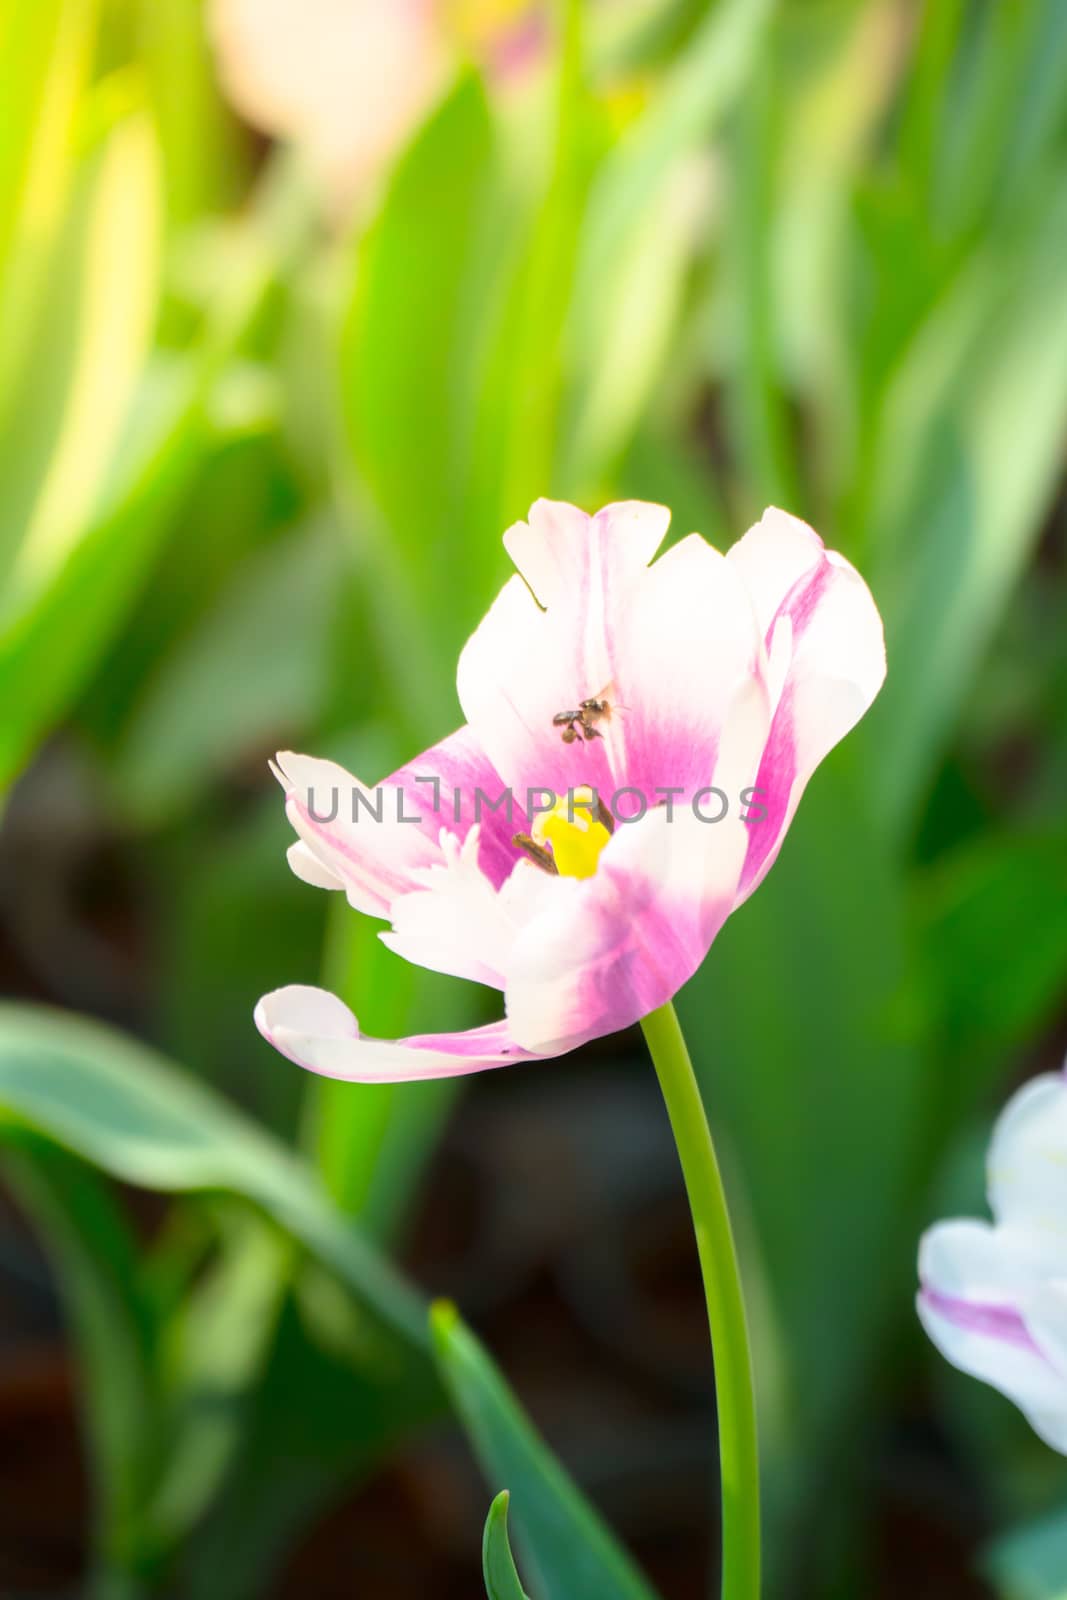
xmin=919 ymin=1068 xmax=1067 ymax=1453
xmin=208 ymin=0 xmax=541 ymax=211
xmin=255 ymin=499 xmax=885 ymax=1079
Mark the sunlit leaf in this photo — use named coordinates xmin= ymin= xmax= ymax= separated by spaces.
xmin=0 ymin=0 xmax=98 ymax=396
xmin=339 ymin=73 xmax=497 ymax=667
xmin=0 ymin=358 xmax=203 ymax=794
xmin=564 ymin=0 xmax=773 ymax=490
xmin=867 ymin=185 xmax=1067 ymax=833
xmin=7 ymin=105 xmax=162 ymax=597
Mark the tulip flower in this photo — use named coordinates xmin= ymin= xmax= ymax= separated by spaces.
xmin=919 ymin=1067 xmax=1067 ymax=1452
xmin=255 ymin=499 xmax=885 ymax=1082
xmin=208 ymin=0 xmax=545 ymax=214
xmin=256 ymin=496 xmax=884 ymax=1599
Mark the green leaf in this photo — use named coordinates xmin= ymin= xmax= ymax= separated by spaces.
xmin=920 ymin=826 xmax=1067 ymax=1119
xmin=431 ymin=1301 xmax=661 ymax=1600
xmin=0 ymin=98 xmax=163 ymax=600
xmin=180 ymin=1281 xmax=431 ymax=1600
xmin=865 ymin=184 xmax=1067 ymax=835
xmin=338 ymin=74 xmax=498 ymax=666
xmin=0 ymin=358 xmax=204 ymax=794
xmin=138 ymin=0 xmax=250 ymax=226
xmin=985 ymin=1505 xmax=1067 ymax=1600
xmin=1 ymin=1142 xmax=160 ymax=1576
xmin=476 ymin=0 xmax=593 ymax=526
xmin=0 ymin=130 xmax=308 ymax=798
xmin=112 ymin=519 xmax=344 ymax=827
xmin=0 ymin=1002 xmax=429 ymax=1360
xmin=0 ymin=0 xmax=99 ymax=391
xmin=570 ymin=0 xmax=772 ymax=318
xmin=145 ymin=1210 xmax=291 ymax=1549
xmin=0 ymin=88 xmax=208 ymax=796
xmin=722 ymin=30 xmax=801 ymax=511
xmin=0 ymin=1003 xmax=454 ymax=1590
xmin=563 ymin=0 xmax=773 ymax=489
xmin=6 ymin=1147 xmax=293 ymax=1586
xmin=484 ymin=1491 xmax=532 ymax=1600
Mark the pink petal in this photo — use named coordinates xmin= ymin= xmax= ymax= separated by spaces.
xmin=387 ymin=723 xmax=526 ymax=890
xmin=457 ymin=499 xmax=765 ymax=811
xmin=727 ymin=508 xmax=886 ymax=905
xmin=274 ymin=750 xmax=440 ymax=918
xmin=254 ymin=984 xmax=546 ymax=1082
xmin=504 ymin=785 xmax=755 ymax=1055
xmin=614 ymin=532 xmax=766 ymax=802
xmin=275 ymin=725 xmax=516 ymax=917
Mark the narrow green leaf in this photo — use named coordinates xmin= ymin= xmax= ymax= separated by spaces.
xmin=866 ymin=186 xmax=1067 ymax=835
xmin=146 ymin=1212 xmax=291 ymax=1547
xmin=0 ymin=0 xmax=99 ymax=395
xmin=725 ymin=32 xmax=801 ymax=510
xmin=2 ymin=104 xmax=163 ymax=609
xmin=431 ymin=1301 xmax=661 ymax=1600
xmin=2 ymin=1142 xmax=159 ymax=1577
xmin=138 ymin=0 xmax=250 ymax=226
xmin=484 ymin=1491 xmax=532 ymax=1600
xmin=338 ymin=74 xmax=496 ymax=661
xmin=565 ymin=0 xmax=773 ymax=490
xmin=0 ymin=358 xmax=203 ymax=793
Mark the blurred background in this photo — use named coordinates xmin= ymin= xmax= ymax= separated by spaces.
xmin=1 ymin=0 xmax=1066 ymax=1595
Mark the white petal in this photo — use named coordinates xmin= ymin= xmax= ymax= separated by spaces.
xmin=274 ymin=750 xmax=440 ymax=917
xmin=989 ymin=1073 xmax=1067 ymax=1248
xmin=287 ymin=840 xmax=345 ymax=891
xmin=254 ymin=984 xmax=544 ymax=1082
xmin=502 ymin=497 xmax=669 ymax=610
xmin=381 ymin=829 xmax=558 ymax=991
xmin=918 ymin=1219 xmax=1067 ymax=1420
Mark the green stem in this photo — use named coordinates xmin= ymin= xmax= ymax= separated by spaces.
xmin=640 ymin=1001 xmax=760 ymax=1600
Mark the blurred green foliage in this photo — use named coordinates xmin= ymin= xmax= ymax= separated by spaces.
xmin=1 ymin=0 xmax=1066 ymax=1594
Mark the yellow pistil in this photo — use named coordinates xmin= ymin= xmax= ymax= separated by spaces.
xmin=532 ymin=787 xmax=612 ymax=880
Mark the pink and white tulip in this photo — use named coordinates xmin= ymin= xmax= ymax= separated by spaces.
xmin=209 ymin=0 xmax=448 ymax=211
xmin=919 ymin=1067 xmax=1067 ymax=1453
xmin=256 ymin=499 xmax=885 ymax=1081
xmin=208 ymin=0 xmax=544 ymax=214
